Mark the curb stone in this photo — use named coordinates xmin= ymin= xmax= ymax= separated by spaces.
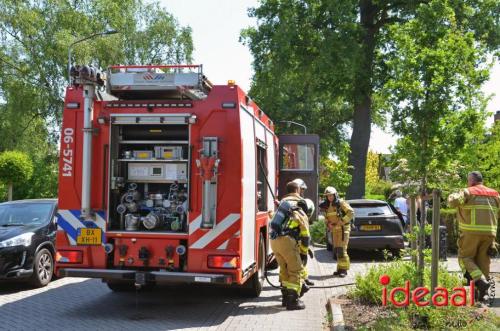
xmin=326 ymin=297 xmax=345 ymax=331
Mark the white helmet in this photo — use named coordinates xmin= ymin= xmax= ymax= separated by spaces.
xmin=304 ymin=198 xmax=315 ymax=218
xmin=324 ymin=186 xmax=337 ymax=195
xmin=292 ymin=178 xmax=307 ymax=190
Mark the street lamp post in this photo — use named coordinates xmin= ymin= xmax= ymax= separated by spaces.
xmin=279 ymin=120 xmax=307 ymax=134
xmin=67 ymin=30 xmax=118 ymax=83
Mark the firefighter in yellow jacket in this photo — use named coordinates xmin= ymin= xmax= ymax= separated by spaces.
xmin=270 ymin=181 xmax=310 ymax=310
xmin=319 ymin=187 xmax=354 ymax=277
xmin=448 ymin=171 xmax=499 ymax=303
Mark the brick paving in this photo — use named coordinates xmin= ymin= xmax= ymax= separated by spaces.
xmin=1 ymin=249 xmax=498 ymax=330
xmin=0 ymin=246 xmax=377 ymax=331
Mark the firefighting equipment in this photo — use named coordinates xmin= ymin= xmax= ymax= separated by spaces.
xmin=270 ymin=235 xmax=303 ymax=295
xmin=457 ymin=233 xmax=495 ymax=280
xmin=270 ymin=200 xmax=294 ymax=238
xmin=319 ymin=197 xmax=354 ymax=273
xmin=448 ymin=184 xmax=499 ymax=236
xmin=283 ymin=288 xmax=305 ymax=310
xmin=270 ymin=192 xmax=310 ymax=301
xmin=475 ymin=276 xmax=491 ymax=303
xmin=324 ymin=186 xmax=337 ymax=196
xmin=487 ymin=242 xmax=499 ymax=258
xmin=292 ymin=178 xmax=308 ymax=190
xmin=449 ymin=184 xmax=499 ymax=282
xmin=304 ymin=198 xmax=315 ymax=218
xmin=300 ymin=253 xmax=315 ymax=285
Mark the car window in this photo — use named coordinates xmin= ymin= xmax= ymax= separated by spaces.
xmin=0 ymin=203 xmax=53 ymax=226
xmin=352 ymin=204 xmax=393 ymax=217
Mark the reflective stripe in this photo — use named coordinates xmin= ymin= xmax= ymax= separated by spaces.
xmin=462 ymin=205 xmax=499 ymax=211
xmin=282 ymin=281 xmax=301 ymax=293
xmin=327 ymin=212 xmax=337 ymax=216
xmin=470 ymin=269 xmax=483 ymax=280
xmin=471 ymin=208 xmax=476 ymax=225
xmin=459 ymin=223 xmax=497 ymax=233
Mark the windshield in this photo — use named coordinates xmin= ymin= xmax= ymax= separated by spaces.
xmin=352 ymin=204 xmax=393 ymax=217
xmin=0 ymin=203 xmax=53 ymax=226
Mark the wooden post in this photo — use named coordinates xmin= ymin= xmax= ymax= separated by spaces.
xmin=431 ymin=189 xmax=440 ymax=295
xmin=409 ymin=196 xmax=417 ymax=266
xmin=418 ymin=193 xmax=426 ymax=287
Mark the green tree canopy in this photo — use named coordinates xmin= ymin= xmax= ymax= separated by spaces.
xmin=242 ymin=0 xmax=500 ymax=198
xmin=0 ymin=150 xmax=33 ymax=200
xmin=0 ymin=0 xmax=193 ymax=200
xmin=385 ymin=0 xmax=492 ymax=195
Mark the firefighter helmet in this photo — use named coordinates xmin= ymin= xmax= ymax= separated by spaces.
xmin=292 ymin=178 xmax=308 ymax=190
xmin=324 ymin=186 xmax=337 ymax=195
xmin=304 ymin=198 xmax=315 ymax=218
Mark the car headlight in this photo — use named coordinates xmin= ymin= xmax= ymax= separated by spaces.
xmin=0 ymin=232 xmax=34 ymax=248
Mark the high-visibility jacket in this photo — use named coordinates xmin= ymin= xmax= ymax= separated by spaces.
xmin=448 ymin=184 xmax=499 ymax=236
xmin=282 ymin=193 xmax=310 ymax=255
xmin=319 ymin=199 xmax=354 ymax=230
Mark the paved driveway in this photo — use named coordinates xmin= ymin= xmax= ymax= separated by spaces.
xmin=0 ymin=247 xmax=380 ymax=331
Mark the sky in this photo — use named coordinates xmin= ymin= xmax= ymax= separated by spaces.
xmin=161 ymin=0 xmax=500 ymax=154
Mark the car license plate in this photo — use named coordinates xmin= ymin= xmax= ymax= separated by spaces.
xmin=360 ymin=225 xmax=381 ymax=231
xmin=76 ymin=228 xmax=102 ymax=245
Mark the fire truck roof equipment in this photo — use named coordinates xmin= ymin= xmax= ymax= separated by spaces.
xmin=106 ymin=64 xmax=213 ymax=100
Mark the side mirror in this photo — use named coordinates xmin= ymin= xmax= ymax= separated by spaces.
xmin=52 ymin=216 xmax=58 ymax=226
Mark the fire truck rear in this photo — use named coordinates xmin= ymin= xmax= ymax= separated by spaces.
xmin=55 ymin=64 xmax=318 ymax=296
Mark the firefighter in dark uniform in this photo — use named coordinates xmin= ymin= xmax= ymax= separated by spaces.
xmin=270 ymin=181 xmax=311 ymax=310
xmin=319 ymin=186 xmax=354 ymax=277
xmin=448 ymin=171 xmax=499 ymax=303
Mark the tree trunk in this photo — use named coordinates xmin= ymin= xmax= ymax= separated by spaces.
xmin=346 ymin=0 xmax=377 ymax=199
xmin=347 ymin=96 xmax=372 ymax=199
xmin=7 ymin=183 xmax=13 ymax=201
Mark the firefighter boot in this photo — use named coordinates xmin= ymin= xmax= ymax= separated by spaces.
xmin=281 ymin=288 xmax=286 ymax=307
xmin=475 ymin=277 xmax=490 ymax=303
xmin=304 ymin=278 xmax=315 ymax=286
xmin=300 ymin=282 xmax=310 ymax=297
xmin=334 ymin=269 xmax=347 ymax=277
xmin=285 ymin=289 xmax=305 ymax=310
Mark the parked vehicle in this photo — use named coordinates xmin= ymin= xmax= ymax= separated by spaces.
xmin=326 ymin=199 xmax=405 ymax=258
xmin=55 ymin=64 xmax=319 ymax=296
xmin=0 ymin=199 xmax=58 ymax=287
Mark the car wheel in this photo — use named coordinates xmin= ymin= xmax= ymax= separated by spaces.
xmin=30 ymin=248 xmax=53 ymax=288
xmin=239 ymin=234 xmax=265 ymax=298
xmin=391 ymin=249 xmax=401 ymax=259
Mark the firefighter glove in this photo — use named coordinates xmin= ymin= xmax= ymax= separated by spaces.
xmin=487 ymin=242 xmax=499 ymax=258
xmin=308 ymin=247 xmax=314 ymax=259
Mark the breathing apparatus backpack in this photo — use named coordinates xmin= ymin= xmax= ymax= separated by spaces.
xmin=270 ymin=199 xmax=308 ymax=239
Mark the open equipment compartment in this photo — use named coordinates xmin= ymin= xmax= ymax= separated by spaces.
xmin=107 ymin=119 xmax=190 ymax=233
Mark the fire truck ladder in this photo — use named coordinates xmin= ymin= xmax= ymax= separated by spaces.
xmin=106 ymin=64 xmax=213 ymax=100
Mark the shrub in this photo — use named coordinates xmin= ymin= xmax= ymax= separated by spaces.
xmin=310 ymin=216 xmax=326 ymax=245
xmin=349 ymin=260 xmax=462 ymax=305
xmin=348 ymin=260 xmax=500 ymax=330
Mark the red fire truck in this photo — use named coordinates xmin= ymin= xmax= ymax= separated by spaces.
xmin=55 ymin=64 xmax=318 ymax=296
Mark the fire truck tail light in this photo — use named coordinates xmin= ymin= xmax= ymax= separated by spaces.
xmin=207 ymin=255 xmax=239 ymax=269
xmin=56 ymin=250 xmax=83 ymax=264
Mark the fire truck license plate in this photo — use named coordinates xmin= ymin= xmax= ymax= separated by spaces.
xmin=360 ymin=225 xmax=381 ymax=231
xmin=76 ymin=228 xmax=102 ymax=245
